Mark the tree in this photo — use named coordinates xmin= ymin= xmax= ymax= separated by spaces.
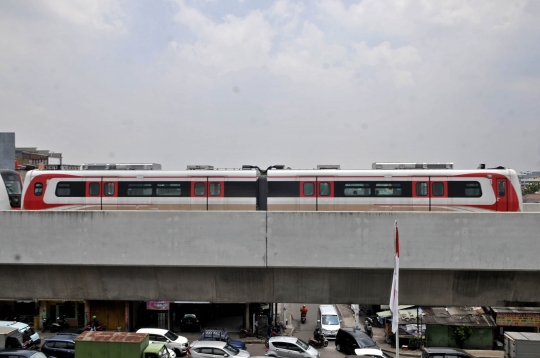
xmin=452 ymin=326 xmax=473 ymax=349
xmin=523 ymin=182 xmax=540 ymax=196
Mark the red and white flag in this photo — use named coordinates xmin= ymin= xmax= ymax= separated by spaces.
xmin=390 ymin=220 xmax=400 ymax=334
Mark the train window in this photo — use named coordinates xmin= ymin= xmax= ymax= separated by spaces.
xmin=89 ymin=183 xmax=100 ymax=196
xmin=126 ymin=183 xmax=152 ymax=196
xmin=344 ymin=183 xmax=371 ymax=196
xmin=56 ymin=182 xmax=86 ymax=197
xmin=104 ymin=182 xmax=115 ymax=196
xmin=2 ymin=173 xmax=22 ymax=195
xmin=268 ymin=181 xmax=299 ymax=197
xmin=465 ymin=182 xmax=481 ymax=197
xmin=194 ymin=182 xmax=206 ymax=196
xmin=498 ymin=181 xmax=506 ymax=197
xmin=34 ymin=182 xmax=43 ymax=196
xmin=432 ymin=182 xmax=444 ymax=196
xmin=320 ymin=182 xmax=330 ymax=196
xmin=303 ymin=183 xmax=314 ymax=196
xmin=210 ymin=183 xmax=221 ymax=196
xmin=156 ymin=183 xmax=182 ymax=196
xmin=374 ymin=183 xmax=402 ymax=196
xmin=448 ymin=181 xmax=482 ymax=197
xmin=416 ymin=182 xmax=427 ymax=196
xmin=224 ymin=181 xmax=257 ymax=197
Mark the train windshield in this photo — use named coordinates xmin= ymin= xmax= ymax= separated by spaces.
xmin=2 ymin=173 xmax=22 ymax=195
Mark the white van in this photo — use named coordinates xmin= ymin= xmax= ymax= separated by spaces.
xmin=0 ymin=321 xmax=41 ymax=347
xmin=317 ymin=305 xmax=341 ymax=340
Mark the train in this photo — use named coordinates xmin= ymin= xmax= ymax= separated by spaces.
xmin=0 ymin=169 xmax=23 ymax=210
xmin=11 ymin=162 xmax=522 ymax=212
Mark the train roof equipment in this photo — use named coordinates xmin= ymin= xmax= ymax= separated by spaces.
xmin=187 ymin=165 xmax=214 ymax=170
xmin=81 ymin=163 xmax=162 ymax=170
xmin=372 ymin=162 xmax=453 ymax=170
xmin=317 ymin=165 xmax=341 ymax=170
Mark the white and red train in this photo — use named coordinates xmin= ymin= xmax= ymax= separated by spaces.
xmin=12 ymin=163 xmax=522 ymax=212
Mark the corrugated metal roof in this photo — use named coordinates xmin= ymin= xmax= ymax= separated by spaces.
xmin=421 ymin=307 xmax=496 ymax=327
xmin=492 ymin=307 xmax=540 ymax=314
xmin=505 ymin=332 xmax=540 ymax=341
xmin=376 ymin=305 xmax=416 ymax=318
xmin=75 ymin=331 xmax=147 ymax=343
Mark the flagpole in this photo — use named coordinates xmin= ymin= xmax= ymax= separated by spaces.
xmin=390 ymin=220 xmax=400 ymax=358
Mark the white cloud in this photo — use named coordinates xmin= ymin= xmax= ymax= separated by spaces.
xmin=1 ymin=1 xmax=540 ymax=171
xmin=43 ymin=0 xmax=127 ymax=33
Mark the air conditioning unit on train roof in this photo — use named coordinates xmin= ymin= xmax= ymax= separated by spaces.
xmin=81 ymin=163 xmax=162 ymax=170
xmin=317 ymin=165 xmax=340 ymax=170
xmin=372 ymin=162 xmax=453 ymax=170
xmin=187 ymin=165 xmax=214 ymax=170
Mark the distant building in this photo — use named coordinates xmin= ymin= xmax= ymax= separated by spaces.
xmin=518 ymin=171 xmax=540 ymax=190
xmin=15 ymin=147 xmax=79 ymax=181
xmin=523 ymin=193 xmax=540 ymax=203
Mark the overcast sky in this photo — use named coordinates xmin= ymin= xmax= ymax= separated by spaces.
xmin=1 ymin=0 xmax=539 ymax=172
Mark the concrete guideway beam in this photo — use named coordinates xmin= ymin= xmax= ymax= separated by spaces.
xmin=1 ymin=265 xmax=540 ymax=305
xmin=268 ymin=211 xmax=540 ymax=270
xmin=1 ymin=211 xmax=540 ymax=304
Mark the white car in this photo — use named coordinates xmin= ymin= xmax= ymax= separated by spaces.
xmin=137 ymin=328 xmax=189 ymax=356
xmin=354 ymin=348 xmax=392 ymax=358
xmin=189 ymin=341 xmax=250 ymax=358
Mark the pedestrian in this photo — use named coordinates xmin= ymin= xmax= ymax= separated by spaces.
xmin=91 ymin=315 xmax=99 ymax=331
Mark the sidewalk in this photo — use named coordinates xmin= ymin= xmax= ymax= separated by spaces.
xmin=335 ymin=304 xmax=503 ymax=358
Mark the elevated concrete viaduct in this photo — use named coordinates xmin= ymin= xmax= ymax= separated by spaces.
xmin=0 ymin=211 xmax=539 ymax=306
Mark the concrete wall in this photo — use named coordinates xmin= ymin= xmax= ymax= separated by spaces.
xmin=523 ymin=203 xmax=540 ymax=212
xmin=267 ymin=212 xmax=540 ymax=270
xmin=1 ymin=211 xmax=540 ymax=304
xmin=0 ymin=133 xmax=15 ymax=170
xmin=426 ymin=325 xmax=494 ymax=350
xmin=0 ymin=211 xmax=266 ymax=266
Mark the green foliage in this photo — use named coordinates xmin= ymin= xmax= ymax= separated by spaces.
xmin=523 ymin=182 xmax=540 ymax=195
xmin=452 ymin=326 xmax=473 ymax=349
xmin=408 ymin=336 xmax=425 ymax=350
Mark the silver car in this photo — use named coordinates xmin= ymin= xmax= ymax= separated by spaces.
xmin=265 ymin=337 xmax=319 ymax=358
xmin=189 ymin=341 xmax=250 ymax=358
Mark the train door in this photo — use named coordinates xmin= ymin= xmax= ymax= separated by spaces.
xmin=316 ymin=177 xmax=335 ymax=211
xmin=101 ymin=178 xmax=118 ymax=210
xmin=299 ymin=177 xmax=317 ymax=211
xmin=412 ymin=177 xmax=430 ymax=212
xmin=430 ymin=177 xmax=448 ymax=212
xmin=86 ymin=179 xmax=102 ymax=210
xmin=190 ymin=178 xmax=208 ymax=210
xmin=496 ymin=178 xmax=508 ymax=211
xmin=208 ymin=178 xmax=225 ymax=210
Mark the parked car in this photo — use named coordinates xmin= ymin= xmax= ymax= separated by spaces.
xmin=199 ymin=329 xmax=246 ymax=350
xmin=421 ymin=347 xmax=477 ymax=358
xmin=265 ymin=337 xmax=319 ymax=358
xmin=350 ymin=348 xmax=392 ymax=358
xmin=0 ymin=349 xmax=49 ymax=358
xmin=188 ymin=341 xmax=250 ymax=358
xmin=0 ymin=321 xmax=41 ymax=347
xmin=180 ymin=314 xmax=201 ymax=332
xmin=335 ymin=328 xmax=378 ymax=354
xmin=2 ymin=330 xmax=37 ymax=350
xmin=40 ymin=333 xmax=78 ymax=358
xmin=136 ymin=328 xmax=189 ymax=356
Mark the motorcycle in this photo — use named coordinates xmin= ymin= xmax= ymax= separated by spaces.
xmin=301 ymin=312 xmax=306 ymax=324
xmin=364 ymin=323 xmax=373 ymax=338
xmin=365 ymin=316 xmax=383 ymax=328
xmin=239 ymin=328 xmax=259 ymax=338
xmin=308 ymin=332 xmax=328 ymax=348
xmin=41 ymin=318 xmax=53 ymax=333
xmin=50 ymin=316 xmax=70 ymax=333
xmin=86 ymin=322 xmax=107 ymax=331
